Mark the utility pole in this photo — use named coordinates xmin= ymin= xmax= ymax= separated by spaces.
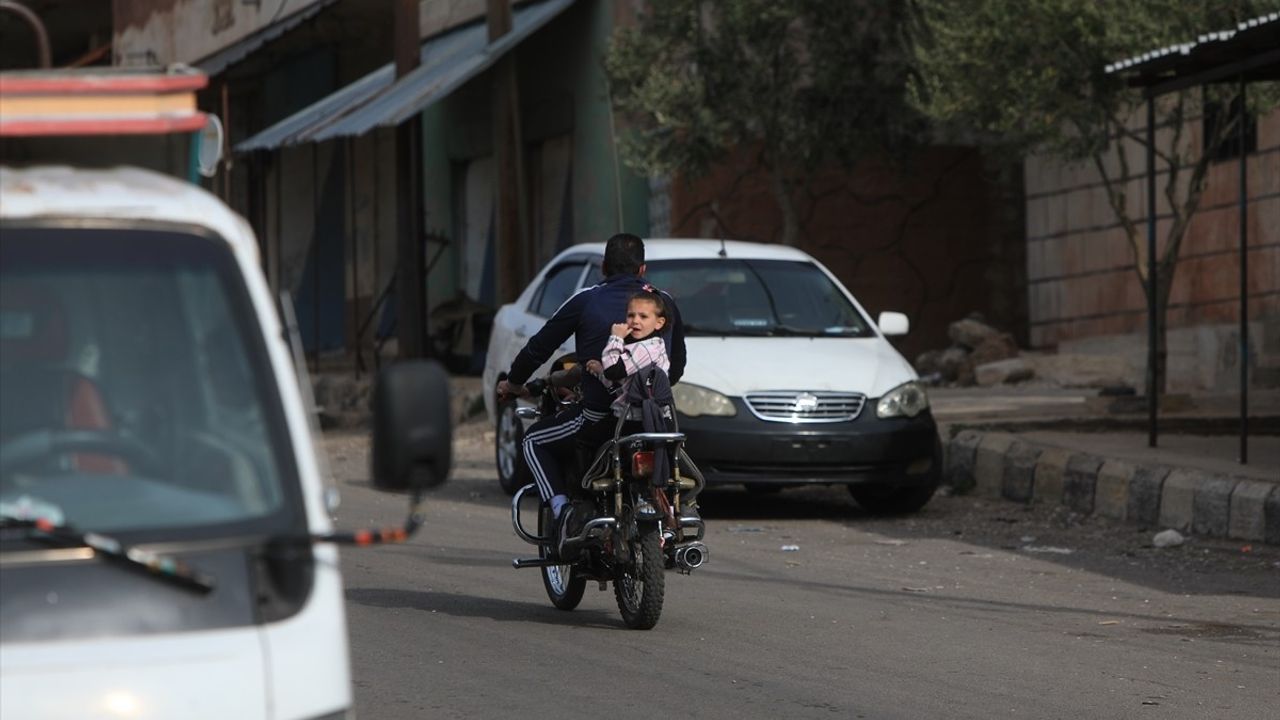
xmin=488 ymin=0 xmax=529 ymax=303
xmin=394 ymin=0 xmax=427 ymax=358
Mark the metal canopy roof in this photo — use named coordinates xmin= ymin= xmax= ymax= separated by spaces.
xmin=234 ymin=0 xmax=574 ymax=153
xmin=1105 ymin=12 xmax=1280 ymax=93
xmin=1102 ymin=12 xmax=1276 ymax=460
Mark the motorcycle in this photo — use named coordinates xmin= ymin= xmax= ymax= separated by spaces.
xmin=502 ymin=356 xmax=707 ymax=630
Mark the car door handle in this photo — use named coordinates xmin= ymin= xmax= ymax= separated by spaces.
xmin=514 ymin=327 xmax=528 ymax=338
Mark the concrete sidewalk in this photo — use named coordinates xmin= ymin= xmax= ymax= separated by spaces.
xmin=932 ymin=386 xmax=1280 ymax=546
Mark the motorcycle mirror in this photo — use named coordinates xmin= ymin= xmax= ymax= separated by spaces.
xmin=371 ymin=360 xmax=452 ymax=491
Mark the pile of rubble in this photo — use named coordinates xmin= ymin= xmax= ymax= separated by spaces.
xmin=915 ymin=314 xmax=1137 ymax=389
xmin=915 ymin=314 xmax=1030 ymax=387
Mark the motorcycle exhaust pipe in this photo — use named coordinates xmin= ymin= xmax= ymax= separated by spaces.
xmin=674 ymin=542 xmax=708 ymax=572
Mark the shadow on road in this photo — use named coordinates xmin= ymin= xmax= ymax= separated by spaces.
xmin=327 ymin=429 xmax=1280 ymax=601
xmin=345 ymin=587 xmax=620 ymax=629
xmin=698 ymin=485 xmax=865 ymax=521
xmin=697 ymin=484 xmax=1280 ymax=600
xmin=529 ymin=482 xmax=1274 ymax=598
xmin=700 ymin=565 xmax=1280 ymax=647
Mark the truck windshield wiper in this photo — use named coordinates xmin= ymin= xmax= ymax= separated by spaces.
xmin=0 ymin=516 xmax=216 ymax=594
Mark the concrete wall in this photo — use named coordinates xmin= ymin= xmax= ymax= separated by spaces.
xmin=113 ymin=0 xmax=329 ymax=66
xmin=343 ymin=127 xmax=403 ymax=348
xmin=419 ymin=0 xmax=649 ymax=304
xmin=1025 ymin=107 xmax=1280 ymax=391
xmin=667 ymin=146 xmax=1028 ymax=362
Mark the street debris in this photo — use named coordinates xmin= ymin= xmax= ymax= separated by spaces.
xmin=1098 ymin=620 xmax=1121 ymax=626
xmin=780 ymin=545 xmax=800 ymax=552
xmin=1153 ymin=529 xmax=1185 ymax=548
xmin=1022 ymin=545 xmax=1075 ymax=555
xmin=874 ymin=539 xmax=908 ymax=546
xmin=902 ymin=586 xmax=930 ymax=593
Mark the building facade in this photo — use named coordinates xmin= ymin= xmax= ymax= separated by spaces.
xmin=1024 ymin=107 xmax=1279 ymax=391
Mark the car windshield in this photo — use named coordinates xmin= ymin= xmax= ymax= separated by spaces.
xmin=0 ymin=226 xmax=299 ymax=540
xmin=645 ymin=259 xmax=874 ymax=338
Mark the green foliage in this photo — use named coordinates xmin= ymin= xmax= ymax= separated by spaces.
xmin=605 ymin=0 xmax=925 ymax=180
xmin=916 ymin=0 xmax=1279 ymax=393
xmin=915 ymin=0 xmax=1279 ymax=159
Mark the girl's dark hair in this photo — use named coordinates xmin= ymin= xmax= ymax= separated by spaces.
xmin=629 ymin=290 xmax=666 ymax=318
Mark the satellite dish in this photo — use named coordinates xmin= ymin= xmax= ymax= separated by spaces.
xmin=197 ymin=114 xmax=224 ymax=178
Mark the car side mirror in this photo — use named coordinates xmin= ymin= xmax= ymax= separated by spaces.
xmin=878 ymin=311 xmax=910 ymax=336
xmin=371 ymin=360 xmax=452 ymax=491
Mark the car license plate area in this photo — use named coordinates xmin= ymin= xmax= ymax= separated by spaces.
xmin=773 ymin=437 xmax=849 ymax=463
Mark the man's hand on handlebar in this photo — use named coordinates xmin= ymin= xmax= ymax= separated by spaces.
xmin=496 ymin=379 xmax=530 ymax=403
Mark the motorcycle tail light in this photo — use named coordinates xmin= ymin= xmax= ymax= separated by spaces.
xmin=631 ymin=451 xmax=654 ymax=478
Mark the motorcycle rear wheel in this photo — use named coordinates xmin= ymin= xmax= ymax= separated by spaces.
xmin=538 ymin=509 xmax=586 ymax=610
xmin=614 ymin=525 xmax=664 ymax=630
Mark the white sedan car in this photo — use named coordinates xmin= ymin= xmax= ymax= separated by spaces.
xmin=482 ymin=239 xmax=941 ymax=515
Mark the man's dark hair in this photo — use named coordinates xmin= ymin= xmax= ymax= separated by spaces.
xmin=603 ymin=233 xmax=645 ymax=276
xmin=629 ymin=290 xmax=666 ymax=319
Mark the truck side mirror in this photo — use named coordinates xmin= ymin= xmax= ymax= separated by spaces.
xmin=371 ymin=360 xmax=452 ymax=491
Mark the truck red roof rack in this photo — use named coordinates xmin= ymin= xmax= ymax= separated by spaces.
xmin=0 ymin=65 xmax=208 ymax=137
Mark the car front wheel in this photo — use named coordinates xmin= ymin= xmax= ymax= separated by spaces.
xmin=495 ymin=400 xmax=527 ymax=495
xmin=848 ymin=483 xmax=937 ymax=516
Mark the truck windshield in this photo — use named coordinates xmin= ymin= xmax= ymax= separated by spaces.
xmin=646 ymin=259 xmax=874 ymax=338
xmin=0 ymin=226 xmax=299 ymax=539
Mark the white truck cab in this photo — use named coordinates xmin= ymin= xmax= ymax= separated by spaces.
xmin=0 ymin=74 xmax=450 ymax=720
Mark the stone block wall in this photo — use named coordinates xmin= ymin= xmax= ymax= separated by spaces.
xmin=1024 ymin=108 xmax=1280 ymax=391
xmin=669 ymin=145 xmax=1028 ymax=361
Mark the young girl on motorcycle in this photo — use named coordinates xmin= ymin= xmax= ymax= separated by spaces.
xmin=585 ymin=290 xmax=671 ymax=519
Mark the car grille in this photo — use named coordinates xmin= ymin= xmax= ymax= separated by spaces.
xmin=743 ymin=391 xmax=866 ymax=423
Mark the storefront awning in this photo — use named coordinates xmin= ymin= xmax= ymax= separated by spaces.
xmin=235 ymin=0 xmax=574 ymax=152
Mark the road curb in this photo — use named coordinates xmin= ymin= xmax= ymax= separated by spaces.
xmin=1031 ymin=447 xmax=1071 ymax=506
xmin=1002 ymin=440 xmax=1041 ymax=503
xmin=974 ymin=433 xmax=1015 ymax=497
xmin=943 ymin=431 xmax=1279 ymax=545
xmin=1095 ymin=460 xmax=1135 ymax=521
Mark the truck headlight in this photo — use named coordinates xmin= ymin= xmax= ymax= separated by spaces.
xmin=876 ymin=381 xmax=929 ymax=419
xmin=673 ymin=383 xmax=736 ymax=417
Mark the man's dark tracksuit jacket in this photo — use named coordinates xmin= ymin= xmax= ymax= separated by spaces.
xmin=506 ymin=272 xmax=686 ymax=412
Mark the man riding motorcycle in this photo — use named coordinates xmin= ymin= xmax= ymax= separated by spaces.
xmin=496 ymin=234 xmax=686 ymax=555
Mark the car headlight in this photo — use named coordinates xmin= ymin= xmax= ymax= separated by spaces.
xmin=876 ymin=381 xmax=929 ymax=419
xmin=673 ymin=383 xmax=736 ymax=417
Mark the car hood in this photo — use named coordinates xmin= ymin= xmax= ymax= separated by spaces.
xmin=0 ymin=629 xmax=268 ymax=719
xmin=679 ymin=336 xmax=916 ymax=398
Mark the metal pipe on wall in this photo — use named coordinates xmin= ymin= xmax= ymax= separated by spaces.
xmin=348 ymin=136 xmax=359 ymax=379
xmin=1238 ymin=76 xmax=1249 ymax=464
xmin=0 ymin=1 xmax=52 ymax=68
xmin=311 ymin=143 xmax=320 ymax=369
xmin=1145 ymin=95 xmax=1158 ymax=448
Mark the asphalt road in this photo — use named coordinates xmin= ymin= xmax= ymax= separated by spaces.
xmin=322 ymin=422 xmax=1280 ymax=720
